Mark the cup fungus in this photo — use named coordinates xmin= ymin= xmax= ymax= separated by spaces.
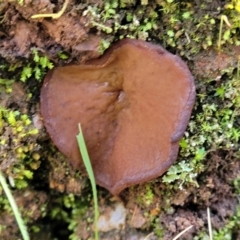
xmin=41 ymin=39 xmax=195 ymax=195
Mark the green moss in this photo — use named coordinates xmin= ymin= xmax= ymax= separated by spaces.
xmin=20 ymin=49 xmax=53 ymax=82
xmin=143 ymin=184 xmax=155 ymax=206
xmin=162 ymin=160 xmax=199 ymax=189
xmin=0 ymin=187 xmax=11 ymax=212
xmin=0 ymin=48 xmax=56 ymax=190
xmin=82 ymin=0 xmax=239 ymax=58
xmin=0 ymin=107 xmax=40 ymax=189
xmin=152 ymin=218 xmax=164 ymax=238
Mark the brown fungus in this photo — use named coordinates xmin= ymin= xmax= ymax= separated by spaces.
xmin=41 ymin=39 xmax=195 ymax=195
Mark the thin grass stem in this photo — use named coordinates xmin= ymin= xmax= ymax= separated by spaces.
xmin=76 ymin=124 xmax=99 ymax=240
xmin=0 ymin=171 xmax=30 ymax=240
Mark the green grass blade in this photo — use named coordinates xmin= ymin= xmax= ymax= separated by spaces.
xmin=76 ymin=124 xmax=99 ymax=240
xmin=0 ymin=171 xmax=30 ymax=240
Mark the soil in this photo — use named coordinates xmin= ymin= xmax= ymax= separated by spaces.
xmin=0 ymin=0 xmax=104 ymax=63
xmin=0 ymin=0 xmax=240 ymax=240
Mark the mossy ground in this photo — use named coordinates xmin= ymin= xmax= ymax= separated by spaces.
xmin=0 ymin=0 xmax=240 ymax=239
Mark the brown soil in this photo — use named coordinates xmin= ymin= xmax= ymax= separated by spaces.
xmin=0 ymin=0 xmax=104 ymax=63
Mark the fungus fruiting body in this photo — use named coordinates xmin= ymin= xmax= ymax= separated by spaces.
xmin=41 ymin=39 xmax=195 ymax=195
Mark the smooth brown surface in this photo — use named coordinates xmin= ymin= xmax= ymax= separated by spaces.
xmin=41 ymin=39 xmax=195 ymax=195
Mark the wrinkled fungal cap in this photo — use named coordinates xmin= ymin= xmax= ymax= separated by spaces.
xmin=41 ymin=39 xmax=195 ymax=195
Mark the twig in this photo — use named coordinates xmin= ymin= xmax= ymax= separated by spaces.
xmin=207 ymin=207 xmax=213 ymax=240
xmin=172 ymin=225 xmax=193 ymax=240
